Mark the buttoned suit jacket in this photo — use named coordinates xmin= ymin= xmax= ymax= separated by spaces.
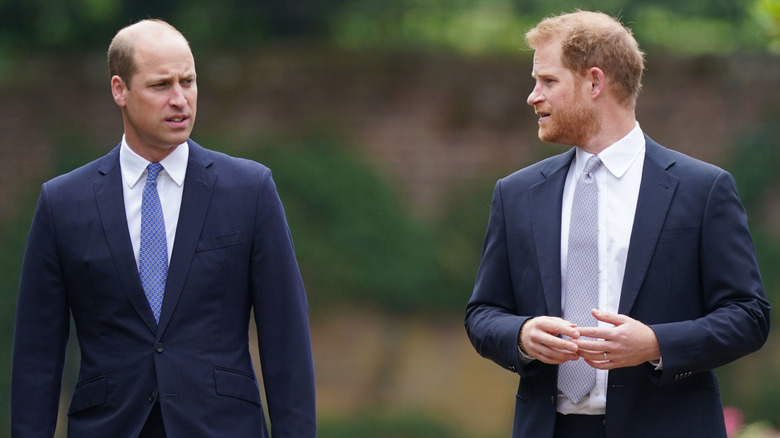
xmin=11 ymin=140 xmax=316 ymax=437
xmin=465 ymin=135 xmax=770 ymax=437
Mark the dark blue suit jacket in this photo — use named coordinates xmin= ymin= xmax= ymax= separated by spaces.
xmin=11 ymin=140 xmax=316 ymax=437
xmin=465 ymin=136 xmax=769 ymax=437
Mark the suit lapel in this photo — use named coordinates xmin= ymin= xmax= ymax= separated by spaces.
xmin=530 ymin=149 xmax=574 ymax=317
xmin=94 ymin=146 xmax=158 ymax=333
xmin=619 ymin=137 xmax=679 ymax=314
xmin=156 ymin=141 xmax=216 ymax=334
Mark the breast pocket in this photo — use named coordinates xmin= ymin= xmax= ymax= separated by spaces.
xmin=657 ymin=226 xmax=699 ymax=241
xmin=196 ymin=231 xmax=243 ymax=252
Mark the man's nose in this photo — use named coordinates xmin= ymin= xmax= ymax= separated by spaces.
xmin=527 ymin=84 xmax=543 ymax=106
xmin=169 ymin=84 xmax=187 ymax=107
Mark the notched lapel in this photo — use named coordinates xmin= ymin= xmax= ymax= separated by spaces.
xmin=530 ymin=150 xmax=574 ymax=317
xmin=94 ymin=148 xmax=159 ymax=333
xmin=619 ymin=142 xmax=679 ymax=315
xmin=156 ymin=144 xmax=217 ymax=334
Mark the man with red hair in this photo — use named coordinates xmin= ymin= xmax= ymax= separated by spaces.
xmin=466 ymin=10 xmax=769 ymax=438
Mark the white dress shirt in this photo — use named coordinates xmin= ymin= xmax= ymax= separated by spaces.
xmin=120 ymin=137 xmax=188 ymax=268
xmin=557 ymin=122 xmax=646 ymax=415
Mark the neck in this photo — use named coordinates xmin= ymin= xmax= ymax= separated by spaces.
xmin=580 ymin=109 xmax=636 ymax=155
xmin=124 ymin=136 xmax=181 ymax=163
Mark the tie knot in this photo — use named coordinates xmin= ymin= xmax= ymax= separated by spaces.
xmin=583 ymin=155 xmax=602 ymax=175
xmin=147 ymin=163 xmax=164 ymax=181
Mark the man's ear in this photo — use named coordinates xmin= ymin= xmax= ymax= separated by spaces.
xmin=587 ymin=67 xmax=606 ymax=99
xmin=111 ymin=75 xmax=127 ymax=107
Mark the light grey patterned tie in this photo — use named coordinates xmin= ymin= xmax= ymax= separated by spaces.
xmin=558 ymin=155 xmax=602 ymax=404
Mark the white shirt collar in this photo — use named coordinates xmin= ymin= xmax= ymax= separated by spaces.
xmin=575 ymin=122 xmax=645 ymax=178
xmin=120 ymin=136 xmax=189 ymax=189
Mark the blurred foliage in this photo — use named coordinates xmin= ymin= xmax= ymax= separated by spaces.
xmin=331 ymin=0 xmax=535 ymax=53
xmin=735 ymin=422 xmax=780 ymax=438
xmin=0 ymin=0 xmax=778 ymax=55
xmin=433 ymin=175 xmax=499 ymax=308
xmin=752 ymin=0 xmax=780 ymax=52
xmin=728 ymin=121 xmax=780 ymax=297
xmin=245 ymin=134 xmax=441 ymax=313
xmin=0 ymin=241 xmax=19 ymax=433
xmin=0 ymin=192 xmax=38 ymax=436
xmin=201 ymin=131 xmax=487 ymax=314
xmin=332 ymin=0 xmax=768 ymax=55
xmin=0 ymin=0 xmax=341 ymax=51
xmin=631 ymin=5 xmax=764 ymax=55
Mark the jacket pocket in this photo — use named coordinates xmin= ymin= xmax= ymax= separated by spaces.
xmin=67 ymin=375 xmax=107 ymax=415
xmin=213 ymin=367 xmax=261 ymax=406
xmin=196 ymin=232 xmax=243 ymax=252
xmin=657 ymin=226 xmax=699 ymax=241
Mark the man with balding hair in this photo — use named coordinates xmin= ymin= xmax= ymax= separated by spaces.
xmin=11 ymin=19 xmax=316 ymax=437
xmin=465 ymin=10 xmax=769 ymax=438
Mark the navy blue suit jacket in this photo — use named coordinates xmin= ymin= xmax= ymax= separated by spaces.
xmin=11 ymin=140 xmax=316 ymax=437
xmin=465 ymin=136 xmax=769 ymax=437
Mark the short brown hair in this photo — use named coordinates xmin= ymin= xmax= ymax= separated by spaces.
xmin=525 ymin=10 xmax=645 ymax=107
xmin=107 ymin=19 xmax=187 ymax=86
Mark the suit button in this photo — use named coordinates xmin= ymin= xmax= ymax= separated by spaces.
xmin=155 ymin=343 xmax=164 ymax=353
xmin=148 ymin=393 xmax=156 ymax=403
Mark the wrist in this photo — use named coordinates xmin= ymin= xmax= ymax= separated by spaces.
xmin=517 ymin=318 xmax=534 ymax=357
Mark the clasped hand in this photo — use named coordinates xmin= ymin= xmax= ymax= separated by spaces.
xmin=520 ymin=310 xmax=661 ymax=369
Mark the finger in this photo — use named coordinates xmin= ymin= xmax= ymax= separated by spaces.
xmin=576 ymin=348 xmax=610 ymax=362
xmin=540 ymin=351 xmax=580 ymax=365
xmin=536 ymin=354 xmax=571 ymax=365
xmin=584 ymin=358 xmax=616 ymax=370
xmin=559 ymin=324 xmax=581 ymax=339
xmin=527 ymin=334 xmax=580 ymax=359
xmin=534 ymin=317 xmax=581 ymax=339
xmin=572 ymin=337 xmax=612 ymax=352
xmin=532 ymin=344 xmax=580 ymax=364
xmin=591 ymin=309 xmax=629 ymax=325
xmin=546 ymin=336 xmax=581 ymax=352
xmin=573 ymin=327 xmax=608 ymax=340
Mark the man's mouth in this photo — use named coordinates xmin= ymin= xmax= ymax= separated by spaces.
xmin=166 ymin=115 xmax=190 ymax=128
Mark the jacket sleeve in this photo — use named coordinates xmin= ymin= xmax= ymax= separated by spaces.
xmin=465 ymin=180 xmax=540 ymax=376
xmin=250 ymin=169 xmax=316 ymax=437
xmin=650 ymin=171 xmax=770 ymax=385
xmin=11 ymin=184 xmax=71 ymax=437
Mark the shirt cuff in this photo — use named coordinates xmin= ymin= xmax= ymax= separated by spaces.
xmin=518 ymin=346 xmax=535 ymax=364
xmin=517 ymin=318 xmax=536 ymax=364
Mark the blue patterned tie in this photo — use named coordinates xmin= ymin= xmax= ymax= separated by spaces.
xmin=139 ymin=163 xmax=168 ymax=323
xmin=558 ymin=155 xmax=602 ymax=404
